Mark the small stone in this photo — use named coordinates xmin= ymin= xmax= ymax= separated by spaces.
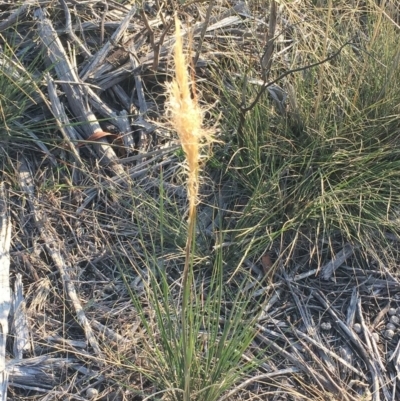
xmin=339 ymin=346 xmax=352 ymax=365
xmin=384 ymin=329 xmax=395 ymax=340
xmin=320 ymin=322 xmax=331 ymax=331
xmin=353 ymin=323 xmax=362 ymax=333
xmin=371 ymin=332 xmax=379 ymax=342
xmin=386 ymin=323 xmax=396 ymax=331
xmin=390 ymin=315 xmax=400 ymax=325
xmin=389 ymin=307 xmax=397 ymax=316
xmin=86 ymin=388 xmax=99 ymax=400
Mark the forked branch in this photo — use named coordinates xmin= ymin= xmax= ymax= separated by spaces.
xmin=237 ymin=41 xmax=352 ymax=142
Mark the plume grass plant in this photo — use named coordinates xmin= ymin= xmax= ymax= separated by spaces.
xmin=121 ymin=3 xmax=400 ymax=399
xmin=122 ymin=16 xmax=266 ymax=401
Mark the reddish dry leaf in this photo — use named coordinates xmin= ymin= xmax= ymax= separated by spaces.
xmin=261 ymin=253 xmax=274 ymax=276
xmin=77 ymin=131 xmax=120 ymax=147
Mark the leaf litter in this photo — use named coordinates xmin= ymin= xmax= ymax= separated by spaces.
xmin=0 ymin=1 xmax=399 ymax=400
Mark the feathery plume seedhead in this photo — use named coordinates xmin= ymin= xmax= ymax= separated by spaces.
xmin=167 ymin=16 xmax=215 ymax=220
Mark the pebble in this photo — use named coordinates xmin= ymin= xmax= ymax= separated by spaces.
xmin=86 ymin=388 xmax=99 ymax=400
xmin=353 ymin=323 xmax=362 ymax=333
xmin=384 ymin=329 xmax=395 ymax=340
xmin=321 ymin=322 xmax=331 ymax=331
xmin=386 ymin=323 xmax=396 ymax=331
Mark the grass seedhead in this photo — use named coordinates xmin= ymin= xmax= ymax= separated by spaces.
xmin=166 ymin=16 xmax=215 ymax=222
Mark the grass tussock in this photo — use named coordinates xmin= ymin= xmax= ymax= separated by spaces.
xmin=124 ymin=17 xmax=265 ymax=401
xmin=0 ymin=39 xmax=47 ymax=140
xmin=214 ymin=2 xmax=400 ymax=273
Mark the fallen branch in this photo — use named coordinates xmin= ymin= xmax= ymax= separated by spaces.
xmin=236 ymin=42 xmax=353 ymax=142
xmin=34 ymin=7 xmax=126 ymax=177
xmin=0 ymin=183 xmax=11 ymax=401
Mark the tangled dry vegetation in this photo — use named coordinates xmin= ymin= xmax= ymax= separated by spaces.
xmin=1 ymin=1 xmax=400 ymax=400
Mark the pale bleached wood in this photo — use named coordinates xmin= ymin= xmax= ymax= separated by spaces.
xmin=59 ymin=0 xmax=91 ymax=57
xmin=79 ymin=5 xmax=137 ymax=81
xmin=112 ymin=84 xmax=131 ymax=110
xmin=93 ymin=12 xmax=248 ymax=90
xmin=11 ymin=274 xmax=31 ymax=359
xmin=34 ymin=7 xmax=126 ymax=177
xmin=118 ymin=110 xmax=136 ymax=153
xmin=6 ymin=356 xmax=78 ymax=391
xmin=320 ymin=244 xmax=355 ymax=280
xmin=18 ymin=158 xmax=103 ymax=360
xmin=346 ymin=287 xmax=358 ymax=327
xmin=288 ymin=325 xmax=367 ymax=380
xmin=0 ymin=1 xmax=34 ymax=32
xmin=127 ymin=42 xmax=157 ymax=157
xmin=76 ymin=156 xmax=177 ymax=214
xmin=313 ymin=291 xmax=380 ymax=401
xmin=46 ymin=74 xmax=86 ymax=170
xmin=0 ymin=183 xmax=11 ymax=401
xmin=87 ymin=87 xmax=132 ymax=134
xmin=255 ymin=329 xmax=340 ymax=396
xmin=91 ymin=320 xmax=130 ymax=346
xmin=357 ymin=298 xmax=392 ymax=400
xmin=86 ymin=88 xmax=135 ymax=153
xmin=283 ymin=272 xmax=336 ymax=374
